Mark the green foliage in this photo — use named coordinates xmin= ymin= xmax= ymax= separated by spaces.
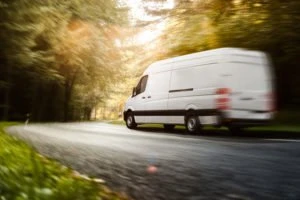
xmin=0 ymin=122 xmax=128 ymax=200
xmin=157 ymin=0 xmax=300 ymax=108
xmin=1 ymin=0 xmax=299 ymax=121
xmin=0 ymin=123 xmax=97 ymax=200
xmin=0 ymin=0 xmax=128 ymax=121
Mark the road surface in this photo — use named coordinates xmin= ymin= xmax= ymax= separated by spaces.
xmin=7 ymin=123 xmax=300 ymax=200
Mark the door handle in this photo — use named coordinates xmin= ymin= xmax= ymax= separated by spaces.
xmin=240 ymin=97 xmax=254 ymax=101
xmin=148 ymin=96 xmax=151 ymax=98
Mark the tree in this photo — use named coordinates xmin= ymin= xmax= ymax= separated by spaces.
xmin=0 ymin=0 xmax=127 ymax=121
xmin=154 ymin=0 xmax=300 ymax=108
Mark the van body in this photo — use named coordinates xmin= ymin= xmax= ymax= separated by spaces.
xmin=123 ymin=48 xmax=275 ymax=133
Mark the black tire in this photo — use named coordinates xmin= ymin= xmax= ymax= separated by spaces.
xmin=228 ymin=126 xmax=243 ymax=135
xmin=125 ymin=112 xmax=137 ymax=129
xmin=163 ymin=124 xmax=175 ymax=131
xmin=185 ymin=112 xmax=201 ymax=134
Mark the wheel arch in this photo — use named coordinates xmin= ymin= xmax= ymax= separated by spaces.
xmin=184 ymin=108 xmax=197 ymax=124
xmin=184 ymin=104 xmax=202 ymax=124
xmin=123 ymin=108 xmax=133 ymax=120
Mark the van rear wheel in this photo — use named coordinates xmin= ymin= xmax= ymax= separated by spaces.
xmin=185 ymin=113 xmax=201 ymax=134
xmin=163 ymin=124 xmax=175 ymax=131
xmin=125 ymin=112 xmax=137 ymax=129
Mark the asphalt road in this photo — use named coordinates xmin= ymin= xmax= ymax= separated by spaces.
xmin=7 ymin=123 xmax=300 ymax=200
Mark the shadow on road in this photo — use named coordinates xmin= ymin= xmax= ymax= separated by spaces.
xmin=135 ymin=126 xmax=300 ymax=140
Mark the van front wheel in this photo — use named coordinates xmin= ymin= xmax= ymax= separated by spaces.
xmin=125 ymin=112 xmax=137 ymax=129
xmin=185 ymin=113 xmax=201 ymax=134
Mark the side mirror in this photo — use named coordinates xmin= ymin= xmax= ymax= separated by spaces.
xmin=132 ymin=87 xmax=137 ymax=97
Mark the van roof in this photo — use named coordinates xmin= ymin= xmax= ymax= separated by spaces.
xmin=143 ymin=48 xmax=265 ymax=75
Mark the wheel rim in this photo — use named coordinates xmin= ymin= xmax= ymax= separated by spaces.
xmin=127 ymin=115 xmax=133 ymax=126
xmin=187 ymin=117 xmax=196 ymax=131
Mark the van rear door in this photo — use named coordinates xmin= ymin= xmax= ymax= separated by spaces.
xmin=223 ymin=54 xmax=274 ymax=115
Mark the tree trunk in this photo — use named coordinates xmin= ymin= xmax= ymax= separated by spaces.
xmin=64 ymin=80 xmax=71 ymax=122
xmin=2 ymin=65 xmax=11 ymax=121
xmin=63 ymin=69 xmax=79 ymax=122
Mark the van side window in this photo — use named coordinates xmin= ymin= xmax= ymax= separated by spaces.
xmin=136 ymin=75 xmax=148 ymax=96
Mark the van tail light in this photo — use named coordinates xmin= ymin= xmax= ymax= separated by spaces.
xmin=216 ymin=88 xmax=231 ymax=110
xmin=268 ymin=92 xmax=276 ymax=112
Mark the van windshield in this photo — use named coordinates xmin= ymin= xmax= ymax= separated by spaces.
xmin=135 ymin=75 xmax=148 ymax=95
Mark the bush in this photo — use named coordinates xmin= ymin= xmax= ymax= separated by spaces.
xmin=0 ymin=122 xmax=127 ymax=200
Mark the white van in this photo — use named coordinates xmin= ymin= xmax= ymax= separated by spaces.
xmin=123 ymin=48 xmax=275 ymax=134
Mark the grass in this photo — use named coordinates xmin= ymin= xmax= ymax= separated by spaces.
xmin=247 ymin=125 xmax=300 ymax=132
xmin=273 ymin=109 xmax=300 ymax=126
xmin=0 ymin=122 xmax=128 ymax=200
xmin=138 ymin=124 xmax=300 ymax=132
xmin=109 ymin=118 xmax=300 ymax=133
xmin=109 ymin=120 xmax=125 ymax=125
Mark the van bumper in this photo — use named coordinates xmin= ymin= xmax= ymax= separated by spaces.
xmin=219 ymin=110 xmax=274 ymax=127
xmin=221 ymin=118 xmax=271 ymax=127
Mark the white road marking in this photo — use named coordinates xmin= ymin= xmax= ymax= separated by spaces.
xmin=264 ymin=139 xmax=300 ymax=143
